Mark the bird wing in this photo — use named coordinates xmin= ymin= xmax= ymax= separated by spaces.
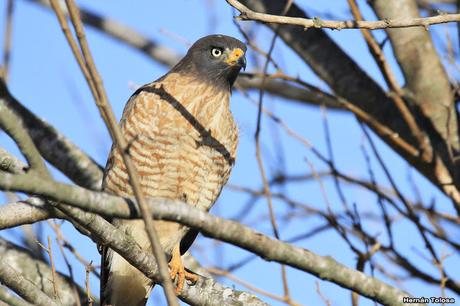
xmin=100 ymin=73 xmax=237 ymax=305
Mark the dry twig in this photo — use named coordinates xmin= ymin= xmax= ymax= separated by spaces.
xmin=1 ymin=0 xmax=14 ymax=82
xmin=227 ymin=0 xmax=460 ymax=30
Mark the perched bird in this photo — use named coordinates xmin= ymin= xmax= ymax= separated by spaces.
xmin=100 ymin=34 xmax=246 ymax=306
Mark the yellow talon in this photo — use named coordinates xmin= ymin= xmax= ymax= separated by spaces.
xmin=168 ymin=245 xmax=199 ymax=294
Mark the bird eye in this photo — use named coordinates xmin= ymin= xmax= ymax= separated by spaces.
xmin=211 ymin=48 xmax=223 ymax=57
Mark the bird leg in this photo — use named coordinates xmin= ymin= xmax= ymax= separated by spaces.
xmin=168 ymin=244 xmax=199 ymax=294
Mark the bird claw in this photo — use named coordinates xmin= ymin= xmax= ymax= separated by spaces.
xmin=169 ymin=246 xmax=198 ymax=294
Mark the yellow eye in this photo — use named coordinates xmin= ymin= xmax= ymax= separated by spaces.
xmin=211 ymin=48 xmax=223 ymax=57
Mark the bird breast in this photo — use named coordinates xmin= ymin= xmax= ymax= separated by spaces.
xmin=103 ymin=72 xmax=238 ymax=212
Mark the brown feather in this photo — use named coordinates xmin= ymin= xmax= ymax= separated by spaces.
xmin=100 ymin=71 xmax=238 ymax=305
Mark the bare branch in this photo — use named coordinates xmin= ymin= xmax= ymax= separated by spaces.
xmin=237 ymin=74 xmax=344 ymax=109
xmin=0 ymin=238 xmax=90 ymax=306
xmin=29 ymin=0 xmax=344 ymax=111
xmin=0 ymin=172 xmax=424 ymax=306
xmin=226 ymin=0 xmax=460 ymax=29
xmin=1 ymin=0 xmax=14 ymax=82
xmin=0 ymin=286 xmax=32 ymax=306
xmin=0 ymin=148 xmax=27 ymax=174
xmin=0 ymin=79 xmax=103 ymax=190
xmin=0 ymin=257 xmax=59 ymax=306
xmin=0 ymin=153 xmax=271 ymax=306
xmin=0 ymin=80 xmax=49 ymax=177
xmin=237 ymin=0 xmax=460 ymax=213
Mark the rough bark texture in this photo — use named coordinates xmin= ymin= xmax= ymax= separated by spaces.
xmin=0 ymin=285 xmax=33 ymax=306
xmin=372 ymin=0 xmax=458 ymax=151
xmin=0 ymin=238 xmax=91 ymax=306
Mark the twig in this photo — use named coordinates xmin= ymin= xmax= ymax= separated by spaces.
xmin=49 ymin=0 xmax=178 ymax=304
xmin=315 ymin=281 xmax=331 ymax=306
xmin=207 ymin=267 xmax=302 ymax=306
xmin=1 ymin=0 xmax=14 ymax=82
xmin=48 ymin=221 xmax=82 ymax=306
xmin=352 ymin=242 xmax=381 ymax=306
xmin=226 ymin=0 xmax=460 ymax=30
xmin=321 ymin=105 xmax=354 ymax=219
xmin=48 ymin=220 xmax=100 ymax=279
xmin=251 ymin=0 xmax=293 ymax=303
xmin=0 ymin=261 xmax=59 ymax=306
xmin=246 ymin=72 xmax=420 ymax=159
xmin=359 ymin=123 xmax=450 ymax=282
xmin=36 ymin=237 xmax=59 ymax=301
xmin=85 ymin=261 xmax=94 ymax=306
xmin=347 ymin=0 xmax=431 ymax=162
xmin=360 ymin=138 xmax=394 ymax=247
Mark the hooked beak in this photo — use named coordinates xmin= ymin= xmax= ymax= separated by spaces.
xmin=224 ymin=47 xmax=246 ymax=70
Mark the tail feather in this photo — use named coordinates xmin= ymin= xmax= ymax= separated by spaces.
xmin=100 ymin=245 xmax=111 ymax=306
xmin=100 ymin=246 xmax=152 ymax=306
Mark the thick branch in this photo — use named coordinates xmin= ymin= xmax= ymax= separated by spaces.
xmin=0 ymin=198 xmax=51 ymax=229
xmin=0 ymin=154 xmax=269 ymax=306
xmin=371 ymin=0 xmax=459 ymax=160
xmin=0 ymin=83 xmax=48 ymax=177
xmin=0 ymin=285 xmax=32 ymax=306
xmin=0 ymin=238 xmax=92 ymax=306
xmin=0 ymin=172 xmax=423 ymax=306
xmin=237 ymin=0 xmax=460 ymax=212
xmin=0 ymin=78 xmax=102 ymax=190
xmin=0 ymin=258 xmax=59 ymax=306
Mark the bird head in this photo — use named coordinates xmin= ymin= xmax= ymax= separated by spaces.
xmin=173 ymin=34 xmax=247 ymax=89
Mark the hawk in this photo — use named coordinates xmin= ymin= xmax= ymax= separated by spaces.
xmin=100 ymin=34 xmax=246 ymax=306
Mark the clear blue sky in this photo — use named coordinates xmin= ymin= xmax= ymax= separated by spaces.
xmin=1 ymin=1 xmax=459 ymax=305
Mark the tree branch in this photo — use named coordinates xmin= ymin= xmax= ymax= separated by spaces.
xmin=0 ymin=149 xmax=270 ymax=305
xmin=0 ymin=81 xmax=49 ymax=177
xmin=0 ymin=257 xmax=59 ymax=306
xmin=0 ymin=78 xmax=103 ymax=190
xmin=371 ymin=0 xmax=460 ymax=180
xmin=0 ymin=198 xmax=51 ymax=229
xmin=237 ymin=0 xmax=460 ymax=213
xmin=227 ymin=0 xmax=460 ymax=29
xmin=0 ymin=285 xmax=32 ymax=306
xmin=0 ymin=172 xmax=424 ymax=306
xmin=0 ymin=238 xmax=92 ymax=306
xmin=28 ymin=0 xmax=346 ymax=110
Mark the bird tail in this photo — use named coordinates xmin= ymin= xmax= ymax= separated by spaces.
xmin=100 ymin=246 xmax=153 ymax=306
xmin=100 ymin=245 xmax=110 ymax=306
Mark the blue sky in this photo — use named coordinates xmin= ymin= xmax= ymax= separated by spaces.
xmin=1 ymin=1 xmax=459 ymax=305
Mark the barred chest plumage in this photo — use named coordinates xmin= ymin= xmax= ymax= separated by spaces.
xmin=103 ymin=72 xmax=238 ymax=212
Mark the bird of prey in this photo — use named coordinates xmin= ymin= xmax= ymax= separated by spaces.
xmin=100 ymin=34 xmax=246 ymax=306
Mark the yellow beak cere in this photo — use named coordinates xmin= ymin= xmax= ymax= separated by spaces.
xmin=225 ymin=48 xmax=245 ymax=65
